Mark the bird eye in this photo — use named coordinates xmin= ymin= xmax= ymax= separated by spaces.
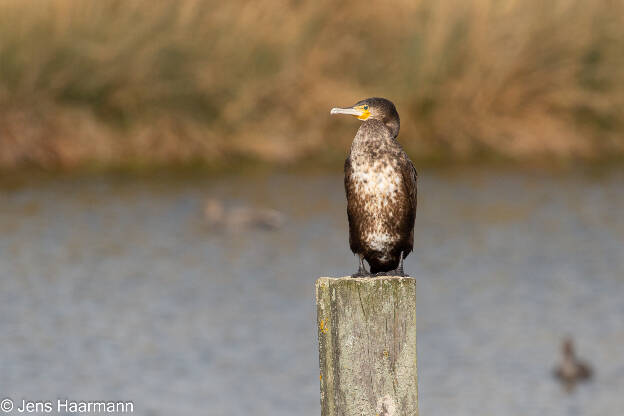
xmin=363 ymin=105 xmax=369 ymax=110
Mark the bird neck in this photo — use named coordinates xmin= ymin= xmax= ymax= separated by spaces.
xmin=563 ymin=342 xmax=575 ymax=358
xmin=358 ymin=118 xmax=399 ymax=140
xmin=354 ymin=120 xmax=393 ymax=146
xmin=383 ymin=116 xmax=400 ymax=138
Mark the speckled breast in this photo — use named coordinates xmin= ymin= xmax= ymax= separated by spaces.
xmin=349 ymin=155 xmax=404 ymax=260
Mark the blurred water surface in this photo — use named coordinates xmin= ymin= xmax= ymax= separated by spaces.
xmin=1 ymin=168 xmax=623 ymax=416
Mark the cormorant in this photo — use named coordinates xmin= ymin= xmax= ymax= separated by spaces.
xmin=204 ymin=198 xmax=285 ymax=231
xmin=331 ymin=97 xmax=417 ymax=277
xmin=554 ymin=338 xmax=593 ymax=392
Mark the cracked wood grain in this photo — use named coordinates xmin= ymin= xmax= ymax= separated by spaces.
xmin=316 ymin=276 xmax=418 ymax=416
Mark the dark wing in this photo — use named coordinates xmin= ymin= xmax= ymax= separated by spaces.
xmin=553 ymin=366 xmax=564 ymax=381
xmin=344 ymin=155 xmax=362 ymax=255
xmin=578 ymin=361 xmax=593 ymax=380
xmin=402 ymin=157 xmax=417 ymax=214
xmin=397 ymin=153 xmax=418 ymax=254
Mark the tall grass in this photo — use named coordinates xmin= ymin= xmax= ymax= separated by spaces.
xmin=0 ymin=0 xmax=623 ymax=170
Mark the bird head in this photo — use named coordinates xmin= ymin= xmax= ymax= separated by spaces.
xmin=562 ymin=338 xmax=575 ymax=357
xmin=330 ymin=97 xmax=400 ymax=137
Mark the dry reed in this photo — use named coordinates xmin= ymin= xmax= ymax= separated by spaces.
xmin=0 ymin=0 xmax=622 ymax=170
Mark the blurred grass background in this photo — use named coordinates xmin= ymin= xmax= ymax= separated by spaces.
xmin=0 ymin=0 xmax=623 ymax=171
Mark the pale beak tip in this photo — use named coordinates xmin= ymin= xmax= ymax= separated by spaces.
xmin=330 ymin=107 xmax=362 ymax=116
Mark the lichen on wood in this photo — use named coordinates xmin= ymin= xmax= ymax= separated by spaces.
xmin=316 ymin=276 xmax=418 ymax=416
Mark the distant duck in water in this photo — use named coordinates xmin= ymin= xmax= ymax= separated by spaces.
xmin=331 ymin=97 xmax=417 ymax=277
xmin=203 ymin=198 xmax=285 ymax=231
xmin=554 ymin=338 xmax=593 ymax=392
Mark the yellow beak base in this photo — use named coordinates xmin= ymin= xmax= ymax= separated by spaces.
xmin=357 ymin=110 xmax=370 ymax=120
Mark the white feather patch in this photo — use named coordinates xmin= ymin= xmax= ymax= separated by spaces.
xmin=350 ymin=159 xmax=402 ymax=257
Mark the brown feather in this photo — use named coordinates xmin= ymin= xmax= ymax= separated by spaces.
xmin=343 ymin=100 xmax=417 ymax=274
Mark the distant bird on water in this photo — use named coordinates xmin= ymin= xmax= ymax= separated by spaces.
xmin=554 ymin=338 xmax=593 ymax=392
xmin=204 ymin=198 xmax=285 ymax=231
xmin=331 ymin=97 xmax=417 ymax=277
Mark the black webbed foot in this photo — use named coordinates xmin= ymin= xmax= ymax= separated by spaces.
xmin=370 ymin=270 xmax=409 ymax=277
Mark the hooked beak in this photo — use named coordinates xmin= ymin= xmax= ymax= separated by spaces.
xmin=330 ymin=107 xmax=364 ymax=117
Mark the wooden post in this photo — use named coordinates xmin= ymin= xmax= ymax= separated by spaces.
xmin=316 ymin=276 xmax=418 ymax=416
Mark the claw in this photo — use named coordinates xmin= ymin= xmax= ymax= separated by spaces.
xmin=351 ymin=254 xmax=371 ymax=278
xmin=395 ymin=251 xmax=407 ymax=276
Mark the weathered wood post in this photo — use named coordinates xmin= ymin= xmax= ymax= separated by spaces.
xmin=316 ymin=276 xmax=418 ymax=416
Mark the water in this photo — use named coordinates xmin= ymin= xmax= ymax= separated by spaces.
xmin=1 ymin=168 xmax=623 ymax=415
